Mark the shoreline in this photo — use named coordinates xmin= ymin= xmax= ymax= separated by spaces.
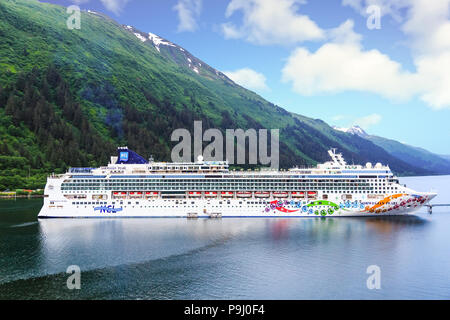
xmin=0 ymin=195 xmax=44 ymax=199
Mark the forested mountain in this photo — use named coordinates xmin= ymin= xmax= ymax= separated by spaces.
xmin=333 ymin=125 xmax=450 ymax=175
xmin=0 ymin=0 xmax=432 ymax=190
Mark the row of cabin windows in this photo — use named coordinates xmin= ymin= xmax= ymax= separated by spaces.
xmin=62 ymin=187 xmax=378 ymax=192
xmin=71 ymin=177 xmax=386 ymax=184
xmin=62 ymin=182 xmax=377 ymax=188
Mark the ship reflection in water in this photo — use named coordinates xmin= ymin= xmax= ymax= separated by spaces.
xmin=5 ymin=214 xmax=439 ymax=300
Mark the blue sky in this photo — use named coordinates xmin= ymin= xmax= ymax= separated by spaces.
xmin=45 ymin=0 xmax=450 ymax=155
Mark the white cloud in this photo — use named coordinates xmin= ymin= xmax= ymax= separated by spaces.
xmin=221 ymin=0 xmax=325 ymax=45
xmin=99 ymin=0 xmax=130 ymax=15
xmin=342 ymin=0 xmax=409 ymax=22
xmin=415 ymin=52 xmax=450 ymax=109
xmin=344 ymin=0 xmax=450 ymax=54
xmin=401 ymin=0 xmax=450 ymax=55
xmin=220 ymin=1 xmax=450 ymax=108
xmin=328 ymin=19 xmax=362 ymax=45
xmin=282 ymin=11 xmax=450 ymax=109
xmin=224 ymin=68 xmax=269 ymax=91
xmin=173 ymin=0 xmax=202 ymax=32
xmin=281 ymin=40 xmax=419 ymax=101
xmin=353 ymin=113 xmax=382 ymax=129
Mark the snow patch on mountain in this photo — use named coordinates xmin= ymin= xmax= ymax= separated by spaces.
xmin=87 ymin=10 xmax=100 ymax=15
xmin=147 ymin=32 xmax=176 ymax=51
xmin=134 ymin=33 xmax=146 ymax=42
xmin=122 ymin=24 xmax=235 ymax=83
xmin=332 ymin=125 xmax=368 ymax=137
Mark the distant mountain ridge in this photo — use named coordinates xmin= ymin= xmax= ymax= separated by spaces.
xmin=332 ymin=125 xmax=450 ymax=175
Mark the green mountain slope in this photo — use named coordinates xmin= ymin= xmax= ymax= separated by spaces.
xmin=332 ymin=125 xmax=450 ymax=175
xmin=366 ymin=135 xmax=450 ymax=175
xmin=0 ymin=0 xmax=431 ymax=190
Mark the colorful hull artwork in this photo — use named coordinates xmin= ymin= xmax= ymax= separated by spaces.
xmin=263 ymin=193 xmax=431 ymax=216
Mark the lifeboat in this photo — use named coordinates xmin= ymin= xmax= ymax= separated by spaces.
xmin=112 ymin=191 xmax=125 ymax=199
xmin=145 ymin=191 xmax=158 ymax=197
xmin=236 ymin=192 xmax=252 ymax=198
xmin=129 ymin=191 xmax=142 ymax=198
xmin=291 ymin=191 xmax=305 ymax=198
xmin=188 ymin=191 xmax=202 ymax=198
xmin=273 ymin=192 xmax=288 ymax=198
xmin=307 ymin=191 xmax=318 ymax=198
xmin=255 ymin=192 xmax=270 ymax=198
xmin=221 ymin=192 xmax=234 ymax=198
xmin=204 ymin=192 xmax=218 ymax=198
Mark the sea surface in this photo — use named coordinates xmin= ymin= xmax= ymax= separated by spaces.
xmin=0 ymin=175 xmax=449 ymax=299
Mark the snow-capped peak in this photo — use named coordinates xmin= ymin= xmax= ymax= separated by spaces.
xmin=333 ymin=125 xmax=368 ymax=137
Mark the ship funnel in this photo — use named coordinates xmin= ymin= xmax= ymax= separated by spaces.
xmin=116 ymin=147 xmax=148 ymax=164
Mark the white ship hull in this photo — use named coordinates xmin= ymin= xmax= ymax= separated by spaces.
xmin=38 ymin=194 xmax=436 ymax=218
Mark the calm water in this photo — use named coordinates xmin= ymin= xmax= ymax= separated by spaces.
xmin=0 ymin=176 xmax=449 ymax=300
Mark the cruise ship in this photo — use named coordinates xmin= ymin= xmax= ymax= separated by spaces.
xmin=38 ymin=147 xmax=436 ymax=218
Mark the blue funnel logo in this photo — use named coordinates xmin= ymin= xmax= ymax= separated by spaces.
xmin=119 ymin=151 xmax=129 ymax=161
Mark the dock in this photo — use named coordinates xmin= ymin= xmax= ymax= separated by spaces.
xmin=426 ymin=204 xmax=450 ymax=214
xmin=187 ymin=212 xmax=198 ymax=219
xmin=208 ymin=212 xmax=222 ymax=219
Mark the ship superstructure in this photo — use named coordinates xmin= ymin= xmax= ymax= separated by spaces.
xmin=38 ymin=147 xmax=436 ymax=218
